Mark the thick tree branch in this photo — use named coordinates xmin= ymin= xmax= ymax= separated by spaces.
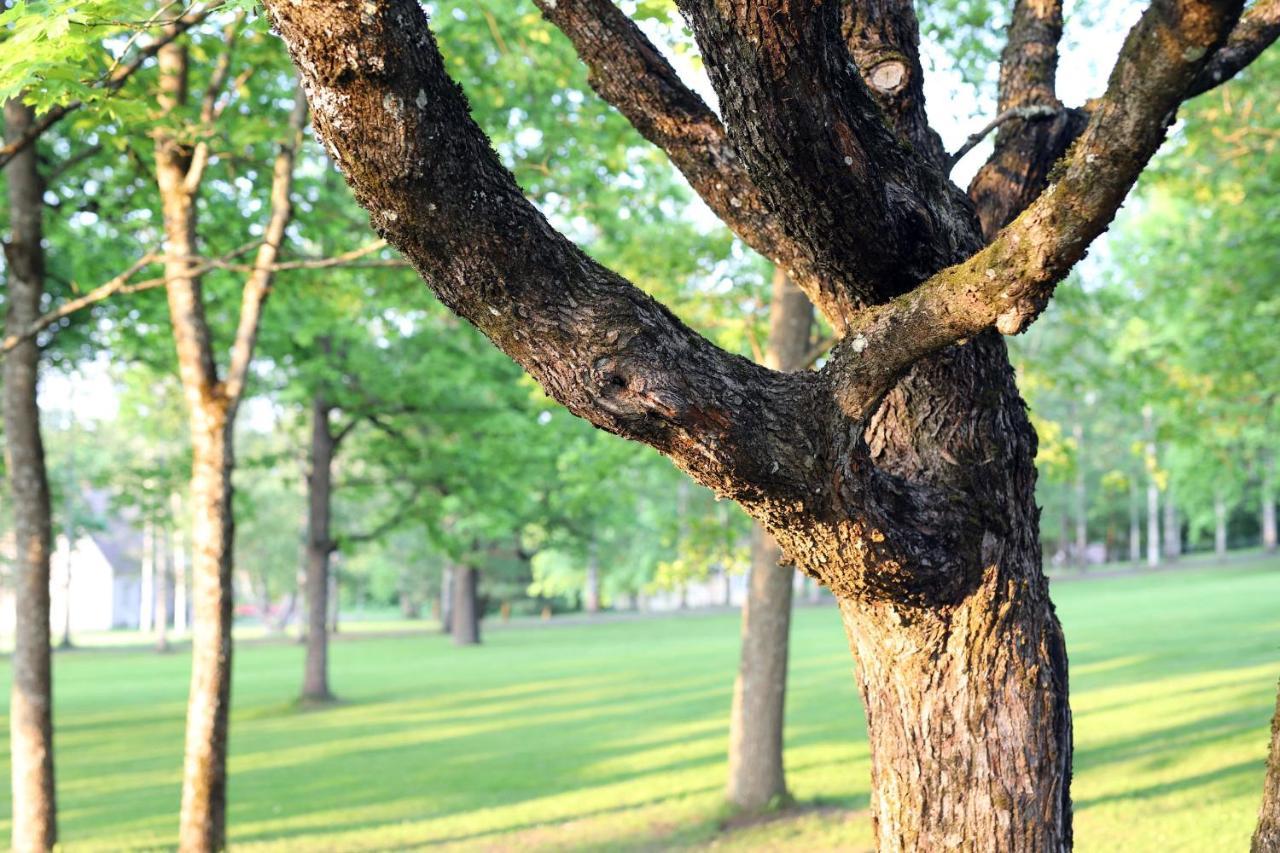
xmin=672 ymin=0 xmax=983 ymax=320
xmin=968 ymin=0 xmax=1079 ymax=238
xmin=1189 ymin=0 xmax=1280 ymax=95
xmin=533 ymin=1 xmax=778 ymax=259
xmin=223 ymin=89 xmax=308 ymax=410
xmin=833 ymin=0 xmax=1248 ymax=421
xmin=0 ymin=240 xmax=389 ymax=357
xmin=841 ymin=0 xmax=948 ymax=169
xmin=263 ymin=0 xmax=825 ymax=509
xmin=0 ymin=2 xmax=218 ymax=169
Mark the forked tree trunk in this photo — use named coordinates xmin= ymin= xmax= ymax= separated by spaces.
xmin=1255 ymin=679 xmax=1280 ymax=851
xmin=452 ymin=565 xmax=481 ymax=646
xmin=302 ymin=391 xmax=336 ymax=702
xmin=3 ymin=97 xmax=58 ymax=853
xmin=727 ymin=269 xmax=811 ymax=811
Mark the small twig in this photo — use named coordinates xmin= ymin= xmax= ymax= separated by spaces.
xmin=0 ymin=240 xmax=394 ymax=356
xmin=947 ymin=105 xmax=1062 ymax=171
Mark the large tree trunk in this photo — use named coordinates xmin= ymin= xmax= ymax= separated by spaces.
xmin=452 ymin=565 xmax=481 ymax=646
xmin=302 ymin=391 xmax=336 ymax=702
xmin=839 ymin=556 xmax=1071 ymax=851
xmin=3 ymin=97 xmax=58 ymax=853
xmin=1255 ymin=679 xmax=1280 ymax=852
xmin=726 ymin=269 xmax=811 ymax=811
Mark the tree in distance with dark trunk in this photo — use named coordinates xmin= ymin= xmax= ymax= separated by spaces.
xmin=262 ymin=0 xmax=1278 ymax=848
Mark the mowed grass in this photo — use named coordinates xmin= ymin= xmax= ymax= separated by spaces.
xmin=0 ymin=556 xmax=1277 ymax=851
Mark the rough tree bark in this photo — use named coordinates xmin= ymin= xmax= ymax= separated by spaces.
xmin=726 ymin=269 xmax=812 ymax=811
xmin=1256 ymin=679 xmax=1280 ymax=852
xmin=262 ymin=0 xmax=1269 ymax=847
xmin=452 ymin=565 xmax=481 ymax=647
xmin=302 ymin=390 xmax=337 ymax=702
xmin=3 ymin=97 xmax=58 ymax=853
xmin=152 ymin=26 xmax=307 ymax=850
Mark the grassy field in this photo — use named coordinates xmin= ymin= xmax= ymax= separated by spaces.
xmin=0 ymin=556 xmax=1277 ymax=851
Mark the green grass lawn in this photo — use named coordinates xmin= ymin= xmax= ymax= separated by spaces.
xmin=1 ymin=556 xmax=1277 ymax=851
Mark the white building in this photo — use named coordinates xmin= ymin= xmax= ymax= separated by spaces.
xmin=0 ymin=491 xmax=175 ymax=636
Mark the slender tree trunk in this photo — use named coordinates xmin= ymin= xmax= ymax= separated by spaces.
xmin=1163 ymin=488 xmax=1181 ymax=561
xmin=1255 ymin=679 xmax=1280 ymax=852
xmin=727 ymin=268 xmax=811 ymax=811
xmin=1144 ymin=407 xmax=1162 ymax=568
xmin=1263 ymin=452 xmax=1277 ymax=554
xmin=1059 ymin=487 xmax=1072 ymax=565
xmin=3 ymin=97 xmax=57 ymax=853
xmin=140 ymin=519 xmax=155 ymax=632
xmin=584 ymin=543 xmax=601 ymax=613
xmin=302 ymin=391 xmax=336 ymax=702
xmin=1129 ymin=484 xmax=1142 ymax=565
xmin=172 ymin=493 xmax=188 ymax=635
xmin=1072 ymin=422 xmax=1087 ymax=568
xmin=155 ymin=526 xmax=171 ymax=653
xmin=452 ymin=565 xmax=480 ymax=646
xmin=1215 ymin=492 xmax=1229 ymax=558
xmin=440 ymin=564 xmax=454 ymax=634
xmin=176 ymin=413 xmax=235 ymax=853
